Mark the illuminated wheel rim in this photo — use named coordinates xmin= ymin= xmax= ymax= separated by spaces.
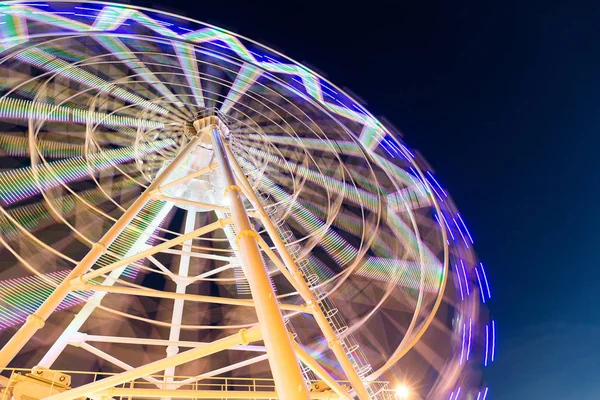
xmin=0 ymin=2 xmax=494 ymax=399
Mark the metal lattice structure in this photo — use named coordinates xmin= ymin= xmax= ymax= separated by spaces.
xmin=0 ymin=2 xmax=494 ymax=400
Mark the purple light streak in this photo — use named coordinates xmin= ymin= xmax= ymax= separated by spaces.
xmin=491 ymin=320 xmax=496 ymax=362
xmin=460 ymin=322 xmax=466 ymax=365
xmin=474 ymin=267 xmax=486 ymax=303
xmin=460 ymin=259 xmax=470 ymax=296
xmin=485 ymin=324 xmax=489 ymax=366
xmin=453 ymin=217 xmax=470 ymax=248
xmin=426 ymin=171 xmax=448 ymax=197
xmin=455 ymin=266 xmax=465 ymax=301
xmin=440 ymin=212 xmax=456 ymax=240
xmin=456 ymin=213 xmax=474 ymax=243
xmin=467 ymin=317 xmax=472 ymax=360
xmin=480 ymin=262 xmax=491 ymax=298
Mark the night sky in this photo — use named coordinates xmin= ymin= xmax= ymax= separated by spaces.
xmin=132 ymin=0 xmax=600 ymax=398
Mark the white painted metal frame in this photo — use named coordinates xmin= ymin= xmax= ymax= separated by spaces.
xmin=0 ymin=118 xmax=370 ymax=400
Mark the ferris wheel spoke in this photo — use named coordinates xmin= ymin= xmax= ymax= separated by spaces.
xmin=0 ymin=134 xmax=86 ymax=159
xmin=172 ymin=41 xmax=205 ymax=108
xmin=0 ymin=96 xmax=166 ymax=131
xmin=248 ymin=166 xmax=442 ymax=292
xmin=14 ymin=47 xmax=170 ymax=116
xmin=0 ymin=139 xmax=174 ymax=206
xmin=219 ymin=63 xmax=262 ymax=115
xmin=94 ymin=36 xmax=189 ymax=119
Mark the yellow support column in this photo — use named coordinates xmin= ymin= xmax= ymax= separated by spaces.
xmin=197 ymin=120 xmax=309 ymax=400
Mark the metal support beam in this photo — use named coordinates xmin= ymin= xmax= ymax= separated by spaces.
xmin=44 ymin=327 xmax=262 ymax=400
xmin=173 ymin=354 xmax=268 ymax=387
xmin=77 ymin=218 xmax=230 ymax=283
xmin=0 ymin=136 xmax=202 ymax=370
xmin=197 ymin=120 xmax=310 ymax=400
xmin=223 ymin=143 xmax=372 ymax=400
xmin=164 ymin=207 xmax=196 ymax=389
xmin=76 ymin=342 xmax=162 ymax=386
xmin=78 ymin=335 xmax=266 ymax=352
xmin=156 ymin=163 xmax=218 ymax=193
xmin=292 ymin=340 xmax=352 ymax=400
xmin=92 ymin=389 xmax=341 ymax=399
xmin=75 ymin=283 xmax=307 ymax=312
xmin=152 ymin=194 xmax=230 ymax=212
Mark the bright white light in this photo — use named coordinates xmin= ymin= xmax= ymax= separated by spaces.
xmin=395 ymin=385 xmax=410 ymax=399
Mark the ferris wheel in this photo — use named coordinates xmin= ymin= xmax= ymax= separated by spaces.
xmin=0 ymin=2 xmax=494 ymax=400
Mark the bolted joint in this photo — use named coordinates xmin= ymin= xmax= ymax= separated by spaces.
xmin=70 ymin=276 xmax=86 ymax=289
xmin=92 ymin=242 xmax=107 ymax=254
xmin=166 ymin=345 xmax=179 ymax=357
xmin=26 ymin=314 xmax=45 ymax=329
xmin=69 ymin=333 xmax=87 ymax=347
xmin=223 ymin=185 xmax=241 ymax=195
xmin=327 ymin=338 xmax=341 ymax=350
xmin=218 ymin=218 xmax=231 ymax=228
xmin=236 ymin=229 xmax=259 ymax=245
xmin=238 ymin=328 xmax=249 ymax=345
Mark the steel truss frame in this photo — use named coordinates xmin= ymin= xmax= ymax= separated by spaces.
xmin=0 ymin=117 xmax=374 ymax=400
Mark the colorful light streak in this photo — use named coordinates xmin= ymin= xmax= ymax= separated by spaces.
xmin=474 ymin=267 xmax=486 ymax=303
xmin=459 ymin=322 xmax=466 ymax=365
xmin=453 ymin=217 xmax=470 ymax=249
xmin=484 ymin=324 xmax=489 ymax=366
xmin=219 ymin=63 xmax=262 ymax=114
xmin=491 ymin=320 xmax=496 ymax=362
xmin=467 ymin=317 xmax=472 ymax=361
xmin=455 ymin=265 xmax=465 ymax=301
xmin=0 ymin=134 xmax=85 ymax=158
xmin=172 ymin=41 xmax=205 ymax=107
xmin=94 ymin=36 xmax=184 ymax=108
xmin=0 ymin=177 xmax=138 ymax=240
xmin=460 ymin=259 xmax=470 ymax=296
xmin=14 ymin=47 xmax=168 ymax=115
xmin=0 ymin=97 xmax=165 ymax=129
xmin=426 ymin=171 xmax=448 ymax=198
xmin=480 ymin=262 xmax=491 ymax=298
xmin=0 ymin=138 xmax=174 ymax=205
xmin=456 ymin=213 xmax=474 ymax=244
xmin=0 ymin=270 xmax=94 ymax=330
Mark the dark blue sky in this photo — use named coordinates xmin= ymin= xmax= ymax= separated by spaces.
xmin=137 ymin=0 xmax=600 ymax=397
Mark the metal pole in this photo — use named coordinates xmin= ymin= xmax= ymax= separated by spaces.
xmin=164 ymin=207 xmax=195 ymax=391
xmin=292 ymin=340 xmax=351 ymax=400
xmin=91 ymin=389 xmax=341 ymax=399
xmin=199 ymin=122 xmax=310 ymax=400
xmin=44 ymin=327 xmax=262 ymax=400
xmin=0 ymin=136 xmax=202 ymax=370
xmin=223 ymin=144 xmax=372 ymax=400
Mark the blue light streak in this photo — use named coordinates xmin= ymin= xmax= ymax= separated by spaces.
xmin=484 ymin=324 xmax=489 ymax=366
xmin=440 ymin=212 xmax=456 ymax=240
xmin=460 ymin=322 xmax=466 ymax=365
xmin=467 ymin=317 xmax=472 ymax=360
xmin=453 ymin=217 xmax=470 ymax=248
xmin=474 ymin=267 xmax=486 ymax=303
xmin=491 ymin=320 xmax=496 ymax=362
xmin=456 ymin=212 xmax=474 ymax=243
xmin=460 ymin=259 xmax=470 ymax=296
xmin=480 ymin=262 xmax=491 ymax=298
xmin=455 ymin=265 xmax=465 ymax=301
xmin=426 ymin=171 xmax=448 ymax=197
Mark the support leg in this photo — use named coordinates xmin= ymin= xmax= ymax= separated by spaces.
xmin=198 ymin=122 xmax=309 ymax=400
xmin=0 ymin=137 xmax=202 ymax=370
